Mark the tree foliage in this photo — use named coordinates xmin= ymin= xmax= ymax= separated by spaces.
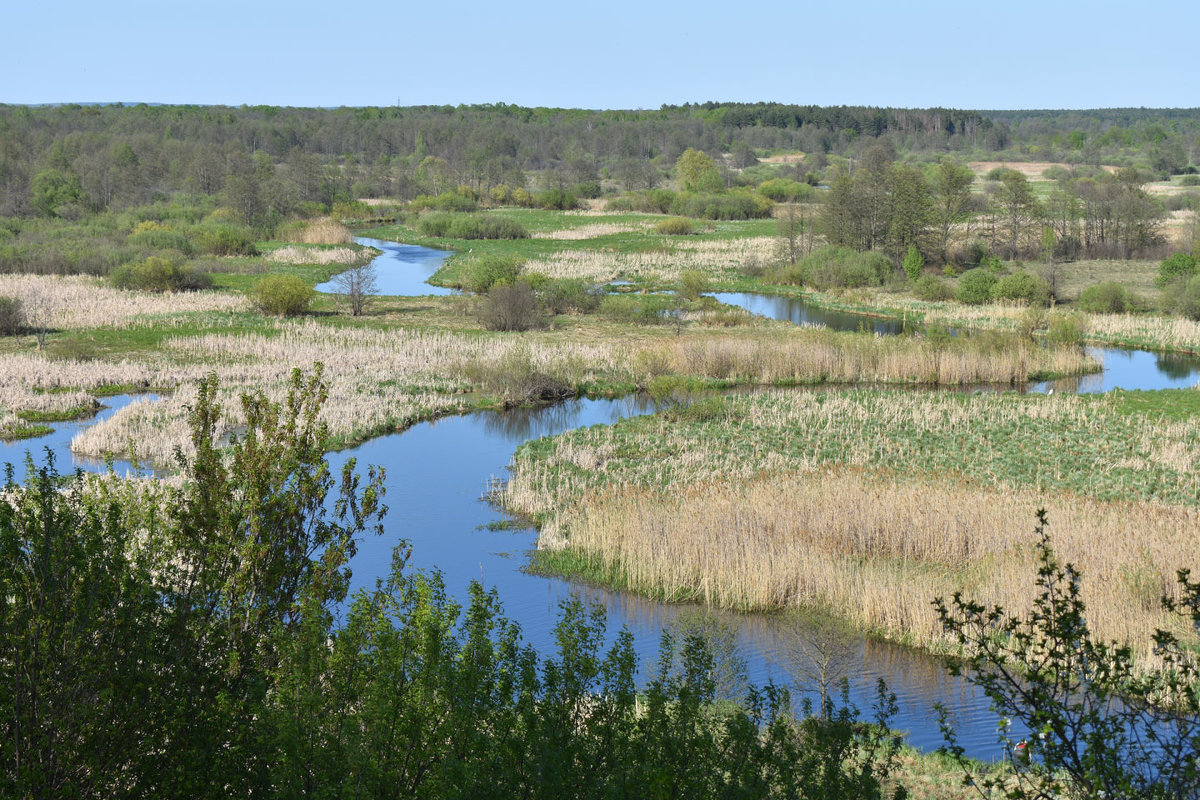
xmin=936 ymin=510 xmax=1200 ymax=800
xmin=0 ymin=365 xmax=908 ymax=799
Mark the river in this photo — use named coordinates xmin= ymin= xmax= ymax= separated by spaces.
xmin=10 ymin=242 xmax=1199 ymax=758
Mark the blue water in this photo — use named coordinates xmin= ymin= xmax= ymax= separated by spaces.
xmin=315 ymin=237 xmax=455 ymax=297
xmin=0 ymin=394 xmax=156 ymax=478
xmin=711 ymin=292 xmax=908 ymax=336
xmin=323 ymin=396 xmax=999 ymax=755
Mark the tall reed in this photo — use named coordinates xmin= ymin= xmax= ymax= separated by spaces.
xmin=531 ymin=469 xmax=1200 ymax=664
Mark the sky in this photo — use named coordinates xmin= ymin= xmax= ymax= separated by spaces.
xmin=3 ymin=0 xmax=1198 ymax=110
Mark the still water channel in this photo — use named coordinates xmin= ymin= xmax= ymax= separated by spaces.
xmin=9 ymin=244 xmax=1199 ymax=758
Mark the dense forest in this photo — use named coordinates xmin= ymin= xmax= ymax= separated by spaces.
xmin=2 ymin=102 xmax=1198 ymax=218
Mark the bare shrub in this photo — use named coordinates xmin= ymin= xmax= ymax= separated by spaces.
xmin=476 ymin=282 xmax=543 ymax=331
xmin=332 ymin=263 xmax=378 ymax=316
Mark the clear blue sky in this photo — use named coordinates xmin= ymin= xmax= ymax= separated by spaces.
xmin=3 ymin=0 xmax=1197 ymax=110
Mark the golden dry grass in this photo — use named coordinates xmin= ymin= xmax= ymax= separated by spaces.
xmin=522 ymin=237 xmax=777 ymax=282
xmin=650 ymin=330 xmax=1093 ymax=387
xmin=538 ymin=470 xmax=1199 ymax=663
xmin=828 ymin=287 xmax=1200 ymax=353
xmin=967 ymin=161 xmax=1118 ymax=180
xmin=531 ymin=222 xmax=650 ymax=240
xmin=288 ymin=217 xmax=353 ymax=244
xmin=504 ymin=387 xmax=1200 ymax=662
xmin=70 ymin=320 xmax=623 ymax=465
xmin=758 ymin=153 xmax=806 ymax=164
xmin=265 ymin=245 xmax=364 ymax=265
xmin=0 ymin=274 xmax=245 ymax=330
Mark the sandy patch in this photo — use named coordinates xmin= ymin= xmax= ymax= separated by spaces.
xmin=759 ymin=152 xmax=806 ymax=164
xmin=969 ymin=161 xmax=1118 ymax=180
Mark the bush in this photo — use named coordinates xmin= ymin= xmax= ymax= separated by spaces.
xmin=678 ymin=270 xmax=709 ymax=301
xmin=194 ymin=223 xmax=259 ymax=256
xmin=476 ymin=281 xmax=543 ymax=331
xmin=410 ymin=192 xmax=479 ymax=213
xmin=671 ymin=190 xmax=773 ymax=220
xmin=109 ymin=257 xmax=213 ymax=293
xmin=783 ymin=247 xmax=891 ymax=290
xmin=125 ymin=227 xmax=195 ymax=256
xmin=534 ymin=189 xmax=578 ymax=211
xmin=541 ymin=278 xmax=603 ymax=314
xmin=462 ymin=254 xmax=525 ymax=293
xmin=1157 ymin=252 xmax=1198 ymax=287
xmin=0 ymin=296 xmax=24 ymax=335
xmin=756 ymin=179 xmax=813 ymax=203
xmin=956 ymin=268 xmax=998 ymax=305
xmin=1047 ymin=312 xmax=1085 ymax=346
xmin=655 ymin=216 xmax=698 ymax=235
xmin=991 ymin=270 xmax=1050 ymax=306
xmin=252 ymin=274 xmax=314 ymax=316
xmin=1079 ymin=281 xmax=1137 ymax=314
xmin=1163 ymin=274 xmax=1200 ymax=320
xmin=417 ymin=212 xmax=529 ymax=240
xmin=912 ymin=275 xmax=954 ymax=301
xmin=572 ymin=181 xmax=602 ymax=199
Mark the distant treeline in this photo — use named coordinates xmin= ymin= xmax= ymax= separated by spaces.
xmin=1 ymin=102 xmax=1198 ymax=218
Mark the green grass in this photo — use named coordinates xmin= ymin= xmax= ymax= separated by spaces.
xmin=1108 ymin=388 xmax=1200 ymax=421
xmin=0 ymin=423 xmax=54 ymax=441
xmin=16 ymin=405 xmax=97 ymax=423
xmin=510 ymin=388 xmax=1200 ymax=513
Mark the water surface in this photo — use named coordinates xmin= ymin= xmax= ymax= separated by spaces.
xmin=315 ymin=237 xmax=455 ymax=297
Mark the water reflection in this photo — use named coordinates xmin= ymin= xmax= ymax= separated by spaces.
xmin=710 ymin=292 xmax=908 ymax=335
xmin=315 ymin=237 xmax=455 ymax=297
xmin=476 ymin=394 xmax=660 ymax=442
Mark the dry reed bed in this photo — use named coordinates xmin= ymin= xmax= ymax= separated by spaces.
xmin=287 ymin=218 xmax=353 ymax=244
xmin=0 ymin=274 xmax=245 ymax=330
xmin=266 ymin=246 xmax=365 ymax=265
xmin=70 ymin=320 xmax=624 ymax=465
xmin=522 ymin=237 xmax=776 ymax=282
xmin=531 ymin=222 xmax=649 ymax=240
xmin=649 ymin=331 xmax=1094 ymax=386
xmin=546 ymin=470 xmax=1200 ymax=662
xmin=830 ymin=289 xmax=1200 ymax=354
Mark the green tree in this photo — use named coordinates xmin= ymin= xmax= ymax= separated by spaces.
xmin=936 ymin=511 xmax=1200 ymax=800
xmin=994 ymin=170 xmax=1040 ymax=256
xmin=30 ymin=168 xmax=84 ymax=217
xmin=675 ymin=148 xmax=723 ymax=193
xmin=930 ymin=160 xmax=975 ymax=261
xmin=902 ymin=244 xmax=924 ymax=282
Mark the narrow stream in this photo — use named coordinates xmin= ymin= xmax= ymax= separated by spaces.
xmin=8 ymin=246 xmax=1194 ymax=761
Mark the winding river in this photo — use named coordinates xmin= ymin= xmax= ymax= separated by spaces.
xmin=9 ymin=240 xmax=1200 ymax=759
